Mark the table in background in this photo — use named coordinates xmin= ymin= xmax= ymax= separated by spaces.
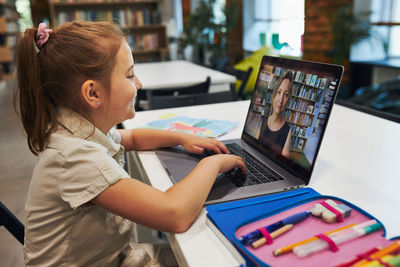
xmin=123 ymin=101 xmax=400 ymax=266
xmin=134 ymin=60 xmax=236 ymax=92
xmin=134 ymin=60 xmax=236 ymax=110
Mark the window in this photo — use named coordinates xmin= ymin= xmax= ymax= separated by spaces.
xmin=370 ymin=0 xmax=400 ymax=58
xmin=351 ymin=0 xmax=400 ymax=61
xmin=243 ymin=0 xmax=304 ymax=57
xmin=388 ymin=0 xmax=400 ymax=57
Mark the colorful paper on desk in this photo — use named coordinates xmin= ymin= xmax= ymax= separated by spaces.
xmin=138 ymin=113 xmax=240 ymax=138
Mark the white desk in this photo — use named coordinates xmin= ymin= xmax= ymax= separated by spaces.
xmin=123 ymin=101 xmax=400 ymax=266
xmin=134 ymin=60 xmax=236 ymax=93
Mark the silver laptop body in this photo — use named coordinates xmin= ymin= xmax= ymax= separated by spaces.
xmin=156 ymin=56 xmax=344 ymax=205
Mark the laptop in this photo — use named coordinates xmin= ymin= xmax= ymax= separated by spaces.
xmin=156 ymin=56 xmax=343 ymax=205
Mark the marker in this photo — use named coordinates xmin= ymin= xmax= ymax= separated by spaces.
xmin=239 ymin=211 xmax=311 ymax=246
xmin=352 ymin=241 xmax=400 ymax=267
xmin=273 ymin=219 xmax=376 ymax=256
xmin=336 ymin=247 xmax=380 ymax=267
xmin=293 ymin=223 xmax=382 ymax=258
xmin=252 ymin=224 xmax=294 ymax=249
xmin=361 ymin=255 xmax=394 ymax=267
xmin=273 ymin=223 xmax=356 ymax=256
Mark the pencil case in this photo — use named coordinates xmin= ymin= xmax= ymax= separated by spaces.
xmin=231 ymin=196 xmax=396 ymax=267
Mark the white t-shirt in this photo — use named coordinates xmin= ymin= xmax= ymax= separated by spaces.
xmin=24 ymin=108 xmax=133 ymax=267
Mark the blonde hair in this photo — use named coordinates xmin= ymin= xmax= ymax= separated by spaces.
xmin=14 ymin=21 xmax=125 ymax=155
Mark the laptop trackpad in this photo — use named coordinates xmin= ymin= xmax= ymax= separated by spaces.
xmin=163 ymin=158 xmax=199 ymax=183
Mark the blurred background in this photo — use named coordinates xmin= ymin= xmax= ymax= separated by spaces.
xmin=0 ymin=0 xmax=399 ymax=266
xmin=1 ymin=0 xmax=399 ymax=113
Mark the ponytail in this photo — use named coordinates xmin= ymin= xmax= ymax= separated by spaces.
xmin=14 ymin=28 xmax=56 ymax=155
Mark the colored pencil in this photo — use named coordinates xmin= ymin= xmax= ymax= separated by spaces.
xmin=352 ymin=241 xmax=400 ymax=267
xmin=273 ymin=223 xmax=356 ymax=256
xmin=335 ymin=247 xmax=380 ymax=267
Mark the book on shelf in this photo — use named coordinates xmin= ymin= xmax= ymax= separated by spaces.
xmin=309 ymin=74 xmax=317 ymax=87
xmin=274 ymin=66 xmax=282 ymax=75
xmin=319 ymin=78 xmax=328 ymax=89
xmin=299 ymin=72 xmax=305 ymax=83
xmin=306 ymin=104 xmax=314 ymax=114
xmin=315 ymin=77 xmax=321 ymax=88
xmin=0 ymin=34 xmax=16 ymax=46
xmin=298 ymin=138 xmax=304 ymax=149
xmin=315 ymin=89 xmax=323 ymax=102
xmin=304 ymin=73 xmax=312 ymax=85
xmin=259 ymin=70 xmax=269 ymax=81
xmin=292 ymin=125 xmax=306 ymax=137
xmin=57 ymin=8 xmax=153 ymax=27
xmin=319 ymin=113 xmax=327 ymax=120
xmin=268 ymin=76 xmax=278 ymax=89
xmin=252 ymin=105 xmax=264 ymax=114
xmin=128 ymin=33 xmax=159 ymax=51
xmin=292 ymin=83 xmax=300 ymax=96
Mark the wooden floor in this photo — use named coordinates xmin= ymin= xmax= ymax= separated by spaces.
xmin=0 ymin=81 xmax=36 ymax=267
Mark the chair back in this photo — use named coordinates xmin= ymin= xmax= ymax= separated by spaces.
xmin=223 ymin=66 xmax=253 ymax=100
xmin=0 ymin=202 xmax=25 ymax=244
xmin=148 ymin=89 xmax=237 ymax=110
xmin=147 ymin=77 xmax=211 ymax=109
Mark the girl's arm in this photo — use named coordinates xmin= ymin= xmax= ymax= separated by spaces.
xmin=118 ymin=128 xmax=229 ymax=154
xmin=92 ymin=154 xmax=246 ymax=233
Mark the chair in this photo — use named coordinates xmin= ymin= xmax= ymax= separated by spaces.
xmin=147 ymin=87 xmax=238 ymax=110
xmin=223 ymin=66 xmax=253 ymax=100
xmin=147 ymin=76 xmax=211 ymax=110
xmin=0 ymin=202 xmax=25 ymax=244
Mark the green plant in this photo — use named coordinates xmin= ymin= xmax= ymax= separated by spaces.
xmin=327 ymin=3 xmax=372 ymax=65
xmin=178 ymin=0 xmax=240 ymax=65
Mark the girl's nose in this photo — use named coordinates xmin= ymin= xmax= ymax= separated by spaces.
xmin=136 ymin=78 xmax=142 ymax=90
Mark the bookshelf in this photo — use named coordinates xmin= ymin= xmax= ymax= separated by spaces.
xmin=317 ymin=82 xmax=335 ymax=128
xmin=47 ymin=0 xmax=169 ymax=63
xmin=0 ymin=0 xmax=19 ymax=80
xmin=250 ymin=67 xmax=328 ymax=153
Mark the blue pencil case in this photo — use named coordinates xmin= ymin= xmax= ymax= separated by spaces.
xmin=206 ymin=188 xmax=399 ymax=267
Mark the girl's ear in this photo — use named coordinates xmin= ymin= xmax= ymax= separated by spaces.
xmin=81 ymin=80 xmax=102 ymax=109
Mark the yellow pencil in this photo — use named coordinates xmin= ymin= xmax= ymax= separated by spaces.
xmin=252 ymin=224 xmax=294 ymax=249
xmin=273 ymin=223 xmax=356 ymax=256
xmin=352 ymin=241 xmax=400 ymax=267
xmin=359 ymin=255 xmax=394 ymax=267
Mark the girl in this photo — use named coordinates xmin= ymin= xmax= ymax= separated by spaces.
xmin=14 ymin=21 xmax=246 ymax=267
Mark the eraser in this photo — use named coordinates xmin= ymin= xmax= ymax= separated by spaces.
xmin=311 ymin=200 xmax=352 ymax=223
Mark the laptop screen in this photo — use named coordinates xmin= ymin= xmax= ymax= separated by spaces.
xmin=242 ymin=56 xmax=343 ymax=183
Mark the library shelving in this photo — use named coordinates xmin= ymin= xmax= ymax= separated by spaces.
xmin=0 ymin=0 xmax=19 ymax=80
xmin=250 ymin=67 xmax=328 ymax=153
xmin=317 ymin=82 xmax=335 ymax=128
xmin=48 ymin=0 xmax=169 ymax=62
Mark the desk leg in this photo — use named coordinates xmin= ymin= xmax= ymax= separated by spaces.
xmin=166 ymin=233 xmax=189 ymax=267
xmin=126 ymin=151 xmax=159 ymax=243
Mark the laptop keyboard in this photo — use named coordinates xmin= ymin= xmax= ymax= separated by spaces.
xmin=225 ymin=143 xmax=284 ymax=187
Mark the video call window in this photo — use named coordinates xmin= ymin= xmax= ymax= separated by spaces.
xmin=244 ymin=63 xmax=337 ymax=171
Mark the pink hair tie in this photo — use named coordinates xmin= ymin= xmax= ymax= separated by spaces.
xmin=36 ymin=22 xmax=52 ymax=49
